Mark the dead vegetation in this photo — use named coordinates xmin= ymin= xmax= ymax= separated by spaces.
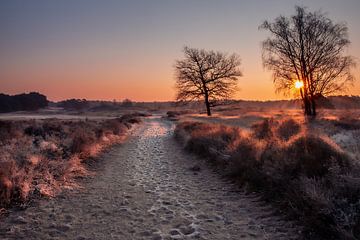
xmin=175 ymin=118 xmax=360 ymax=239
xmin=0 ymin=113 xmax=142 ymax=209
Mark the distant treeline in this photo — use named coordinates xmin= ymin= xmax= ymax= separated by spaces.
xmin=0 ymin=92 xmax=48 ymax=113
xmin=45 ymin=95 xmax=360 ymax=111
xmin=231 ymin=95 xmax=360 ymax=109
xmin=328 ymin=95 xmax=360 ymax=109
xmin=57 ymin=99 xmax=90 ymax=110
xmin=56 ymin=98 xmax=133 ymax=111
xmin=0 ymin=92 xmax=359 ymax=113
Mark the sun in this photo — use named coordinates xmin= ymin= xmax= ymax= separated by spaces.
xmin=294 ymin=80 xmax=304 ymax=89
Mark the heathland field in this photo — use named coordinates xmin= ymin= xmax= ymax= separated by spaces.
xmin=0 ymin=105 xmax=359 ymax=239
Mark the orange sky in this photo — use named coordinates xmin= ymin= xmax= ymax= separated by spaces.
xmin=1 ymin=1 xmax=359 ymax=102
xmin=2 ymin=47 xmax=358 ymax=102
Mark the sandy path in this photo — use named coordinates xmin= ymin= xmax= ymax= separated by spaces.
xmin=0 ymin=117 xmax=301 ymax=240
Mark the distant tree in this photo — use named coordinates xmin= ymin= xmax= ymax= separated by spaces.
xmin=122 ymin=99 xmax=133 ymax=107
xmin=175 ymin=46 xmax=242 ymax=116
xmin=260 ymin=6 xmax=355 ymax=116
xmin=0 ymin=92 xmax=48 ymax=113
xmin=58 ymin=99 xmax=89 ymax=110
xmin=315 ymin=94 xmax=335 ymax=109
xmin=16 ymin=92 xmax=48 ymax=111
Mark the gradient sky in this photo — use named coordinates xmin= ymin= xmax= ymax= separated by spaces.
xmin=1 ymin=0 xmax=359 ymax=101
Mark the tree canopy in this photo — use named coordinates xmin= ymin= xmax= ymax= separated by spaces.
xmin=0 ymin=92 xmax=48 ymax=113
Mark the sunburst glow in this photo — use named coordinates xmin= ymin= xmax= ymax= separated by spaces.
xmin=295 ymin=81 xmax=304 ymax=89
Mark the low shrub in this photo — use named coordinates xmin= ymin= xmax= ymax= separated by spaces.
xmin=101 ymin=118 xmax=127 ymax=135
xmin=70 ymin=129 xmax=97 ymax=154
xmin=251 ymin=118 xmax=274 ymax=139
xmin=165 ymin=110 xmax=192 ymax=121
xmin=285 ymin=135 xmax=350 ymax=177
xmin=334 ymin=118 xmax=360 ymax=131
xmin=0 ymin=121 xmax=21 ymax=143
xmin=276 ymin=118 xmax=302 ymax=141
xmin=167 ymin=111 xmax=180 ymax=118
xmin=24 ymin=125 xmax=45 ymax=138
xmin=227 ymin=137 xmax=263 ymax=185
xmin=119 ymin=113 xmax=144 ymax=125
xmin=177 ymin=122 xmax=241 ymax=161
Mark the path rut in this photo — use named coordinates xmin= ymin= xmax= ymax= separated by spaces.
xmin=0 ymin=117 xmax=301 ymax=239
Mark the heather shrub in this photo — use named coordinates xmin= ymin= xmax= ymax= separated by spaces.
xmin=102 ymin=118 xmax=127 ymax=135
xmin=174 ymin=122 xmax=210 ymax=144
xmin=42 ymin=121 xmax=64 ymax=137
xmin=258 ymin=140 xmax=288 ymax=181
xmin=0 ymin=159 xmax=16 ymax=205
xmin=70 ymin=128 xmax=97 ymax=154
xmin=0 ymin=121 xmax=21 ymax=143
xmin=182 ymin=122 xmax=241 ymax=160
xmin=167 ymin=111 xmax=180 ymax=118
xmin=285 ymin=134 xmax=350 ymax=177
xmin=251 ymin=118 xmax=274 ymax=139
xmin=166 ymin=111 xmax=191 ymax=121
xmin=334 ymin=118 xmax=360 ymax=130
xmin=276 ymin=118 xmax=302 ymax=141
xmin=24 ymin=125 xmax=45 ymax=138
xmin=119 ymin=114 xmax=142 ymax=125
xmin=0 ymin=114 xmax=141 ymax=208
xmin=124 ymin=117 xmax=140 ymax=125
xmin=175 ymin=119 xmax=360 ymax=239
xmin=227 ymin=137 xmax=264 ymax=185
xmin=177 ymin=121 xmax=207 ymax=133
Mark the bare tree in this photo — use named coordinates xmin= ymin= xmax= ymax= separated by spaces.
xmin=260 ymin=6 xmax=355 ymax=116
xmin=175 ymin=46 xmax=242 ymax=116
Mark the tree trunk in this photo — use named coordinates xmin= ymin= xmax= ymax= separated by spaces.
xmin=310 ymin=97 xmax=316 ymax=116
xmin=302 ymin=97 xmax=307 ymax=115
xmin=303 ymin=96 xmax=312 ymax=116
xmin=303 ymin=96 xmax=316 ymax=117
xmin=205 ymin=98 xmax=211 ymax=116
xmin=204 ymin=91 xmax=211 ymax=116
